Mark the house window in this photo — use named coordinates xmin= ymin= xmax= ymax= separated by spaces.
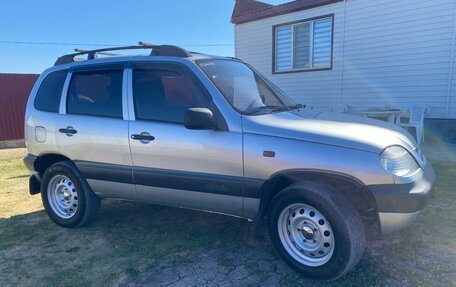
xmin=274 ymin=16 xmax=333 ymax=73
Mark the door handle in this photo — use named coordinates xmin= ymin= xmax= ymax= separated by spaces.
xmin=59 ymin=127 xmax=77 ymax=136
xmin=131 ymin=133 xmax=155 ymax=142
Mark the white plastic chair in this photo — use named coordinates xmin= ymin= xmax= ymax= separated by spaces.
xmin=332 ymin=104 xmax=349 ymax=113
xmin=396 ymin=106 xmax=430 ymax=144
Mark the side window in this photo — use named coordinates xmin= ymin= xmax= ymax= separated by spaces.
xmin=67 ymin=69 xmax=123 ymax=118
xmin=34 ymin=70 xmax=67 ymax=112
xmin=133 ymin=68 xmax=211 ymax=123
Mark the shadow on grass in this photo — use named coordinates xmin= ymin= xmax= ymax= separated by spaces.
xmin=1 ymin=160 xmax=454 ymax=286
xmin=0 ymin=199 xmax=398 ymax=287
xmin=6 ymin=174 xmax=30 ymax=180
xmin=3 ymin=159 xmax=456 ymax=287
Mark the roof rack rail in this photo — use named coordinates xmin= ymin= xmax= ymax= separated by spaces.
xmin=54 ymin=42 xmax=193 ymax=66
xmin=74 ymin=48 xmax=120 ymax=57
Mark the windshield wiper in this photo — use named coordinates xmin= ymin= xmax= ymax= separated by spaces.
xmin=269 ymin=103 xmax=305 ymax=112
xmin=288 ymin=103 xmax=305 ymax=110
xmin=244 ymin=105 xmax=282 ymax=115
xmin=245 ymin=104 xmax=305 ymax=115
xmin=245 ymin=106 xmax=281 ymax=115
xmin=274 ymin=104 xmax=306 ymax=111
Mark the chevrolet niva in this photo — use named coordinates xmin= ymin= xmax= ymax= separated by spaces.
xmin=23 ymin=43 xmax=435 ymax=280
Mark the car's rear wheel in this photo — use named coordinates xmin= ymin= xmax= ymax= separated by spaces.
xmin=41 ymin=161 xmax=101 ymax=228
xmin=47 ymin=174 xmax=79 ymax=219
xmin=268 ymin=182 xmax=365 ymax=281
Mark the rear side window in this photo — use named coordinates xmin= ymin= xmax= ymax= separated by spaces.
xmin=67 ymin=69 xmax=123 ymax=118
xmin=34 ymin=70 xmax=67 ymax=112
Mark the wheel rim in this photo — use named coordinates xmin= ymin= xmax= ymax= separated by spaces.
xmin=47 ymin=175 xmax=79 ymax=219
xmin=278 ymin=203 xmax=335 ymax=267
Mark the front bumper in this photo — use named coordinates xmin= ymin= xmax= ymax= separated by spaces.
xmin=368 ymin=162 xmax=436 ymax=234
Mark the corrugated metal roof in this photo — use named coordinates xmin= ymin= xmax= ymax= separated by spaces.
xmin=0 ymin=73 xmax=39 ymax=141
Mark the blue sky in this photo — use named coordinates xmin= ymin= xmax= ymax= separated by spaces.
xmin=0 ymin=0 xmax=288 ymax=74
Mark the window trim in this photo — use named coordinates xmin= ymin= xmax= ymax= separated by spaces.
xmin=66 ymin=68 xmax=125 ymax=119
xmin=272 ymin=14 xmax=334 ymax=74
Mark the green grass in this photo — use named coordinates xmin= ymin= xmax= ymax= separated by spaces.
xmin=0 ymin=154 xmax=252 ymax=286
xmin=0 ymin=154 xmax=455 ymax=286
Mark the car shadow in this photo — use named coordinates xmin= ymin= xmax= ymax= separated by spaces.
xmin=0 ymin=199 xmax=400 ymax=287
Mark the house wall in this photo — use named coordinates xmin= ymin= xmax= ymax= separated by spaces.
xmin=235 ymin=0 xmax=456 ymax=119
xmin=451 ymin=21 xmax=456 ymax=118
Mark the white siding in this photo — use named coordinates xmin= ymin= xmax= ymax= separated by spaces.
xmin=451 ymin=57 xmax=456 ymax=118
xmin=450 ymin=12 xmax=456 ymax=119
xmin=235 ymin=0 xmax=456 ymax=119
xmin=236 ymin=3 xmax=345 ymax=111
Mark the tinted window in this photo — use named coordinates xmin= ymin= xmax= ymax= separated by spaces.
xmin=133 ymin=68 xmax=210 ymax=123
xmin=67 ymin=70 xmax=123 ymax=118
xmin=34 ymin=70 xmax=67 ymax=112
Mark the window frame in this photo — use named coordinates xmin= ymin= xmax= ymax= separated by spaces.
xmin=129 ymin=61 xmax=228 ymax=130
xmin=66 ymin=65 xmax=125 ymax=119
xmin=272 ymin=14 xmax=334 ymax=74
xmin=34 ymin=69 xmax=68 ymax=113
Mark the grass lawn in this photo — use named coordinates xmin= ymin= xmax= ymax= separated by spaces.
xmin=0 ymin=149 xmax=455 ymax=286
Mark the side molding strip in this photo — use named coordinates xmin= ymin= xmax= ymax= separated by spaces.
xmin=74 ymin=161 xmax=264 ymax=198
xmin=75 ymin=161 xmax=134 ymax=184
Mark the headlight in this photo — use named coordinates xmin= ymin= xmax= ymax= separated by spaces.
xmin=380 ymin=146 xmax=420 ymax=177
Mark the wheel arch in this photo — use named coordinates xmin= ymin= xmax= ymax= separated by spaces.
xmin=258 ymin=169 xmax=380 ymax=235
xmin=34 ymin=153 xmax=72 ymax=178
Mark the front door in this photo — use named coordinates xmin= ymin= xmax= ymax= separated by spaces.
xmin=128 ymin=62 xmax=244 ymax=216
xmin=56 ymin=65 xmax=136 ymax=200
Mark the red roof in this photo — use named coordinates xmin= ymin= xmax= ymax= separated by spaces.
xmin=0 ymin=73 xmax=39 ymax=141
xmin=231 ymin=0 xmax=273 ymax=20
xmin=231 ymin=0 xmax=343 ymax=24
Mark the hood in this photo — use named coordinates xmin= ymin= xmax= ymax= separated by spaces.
xmin=242 ymin=109 xmax=417 ymax=153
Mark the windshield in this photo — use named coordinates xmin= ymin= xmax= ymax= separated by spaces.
xmin=197 ymin=59 xmax=297 ymax=115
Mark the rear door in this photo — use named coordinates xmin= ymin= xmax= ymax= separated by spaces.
xmin=56 ymin=64 xmax=136 ymax=200
xmin=127 ymin=62 xmax=244 ymax=216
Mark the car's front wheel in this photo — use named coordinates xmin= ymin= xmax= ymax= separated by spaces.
xmin=268 ymin=182 xmax=365 ymax=281
xmin=41 ymin=161 xmax=101 ymax=228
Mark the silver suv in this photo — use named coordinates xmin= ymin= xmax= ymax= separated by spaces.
xmin=24 ymin=43 xmax=435 ymax=280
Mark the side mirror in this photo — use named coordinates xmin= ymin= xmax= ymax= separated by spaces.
xmin=184 ymin=108 xmax=215 ymax=130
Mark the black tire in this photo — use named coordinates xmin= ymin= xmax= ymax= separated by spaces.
xmin=268 ymin=182 xmax=365 ymax=281
xmin=41 ymin=161 xmax=101 ymax=228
